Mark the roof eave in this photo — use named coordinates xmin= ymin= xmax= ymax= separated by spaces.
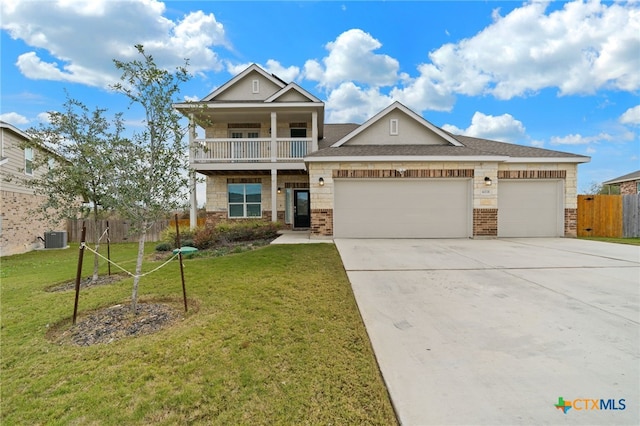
xmin=503 ymin=156 xmax=591 ymax=163
xmin=305 ymin=155 xmax=509 ymax=163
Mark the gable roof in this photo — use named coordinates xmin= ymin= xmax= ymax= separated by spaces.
xmin=308 ymin=125 xmax=590 ymax=163
xmin=265 ymin=82 xmax=323 ymax=103
xmin=332 ymin=101 xmax=463 ymax=148
xmin=201 ymin=64 xmax=286 ymax=102
xmin=603 ymin=170 xmax=640 ymax=185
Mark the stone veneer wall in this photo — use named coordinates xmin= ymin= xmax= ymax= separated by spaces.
xmin=473 ymin=209 xmax=498 ymax=236
xmin=620 ymin=180 xmax=638 ymax=195
xmin=0 ymin=191 xmax=65 ymax=256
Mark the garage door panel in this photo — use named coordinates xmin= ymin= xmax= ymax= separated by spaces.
xmin=334 ymin=179 xmax=471 ymax=238
xmin=498 ymin=180 xmax=563 ymax=237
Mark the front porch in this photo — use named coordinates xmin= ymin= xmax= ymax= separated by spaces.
xmin=200 ymin=170 xmax=313 ymax=230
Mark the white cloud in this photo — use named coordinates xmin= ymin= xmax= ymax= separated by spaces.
xmin=401 ymin=0 xmax=640 ymax=104
xmin=325 ymin=82 xmax=392 ymax=123
xmin=37 ymin=112 xmax=52 ymax=123
xmin=226 ymin=60 xmax=300 ymax=83
xmin=0 ymin=112 xmax=29 ymax=125
xmin=1 ymin=0 xmax=228 ymax=87
xmin=550 ymin=132 xmax=614 ymax=145
xmin=442 ymin=112 xmax=526 ymax=143
xmin=303 ymin=29 xmax=400 ymax=88
xmin=619 ymin=105 xmax=640 ymax=125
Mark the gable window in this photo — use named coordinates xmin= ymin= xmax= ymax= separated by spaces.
xmin=252 ymin=79 xmax=259 ymax=94
xmin=228 ymin=183 xmax=262 ymax=218
xmin=390 ymin=119 xmax=399 ymax=135
xmin=24 ymin=147 xmax=34 ymax=175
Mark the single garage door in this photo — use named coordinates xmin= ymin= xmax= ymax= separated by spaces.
xmin=498 ymin=180 xmax=564 ymax=237
xmin=333 ymin=179 xmax=471 ymax=238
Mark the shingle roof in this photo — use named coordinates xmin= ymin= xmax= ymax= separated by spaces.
xmin=311 ymin=125 xmax=589 ymax=161
xmin=603 ymin=170 xmax=640 ymax=185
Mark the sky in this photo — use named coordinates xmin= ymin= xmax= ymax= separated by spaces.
xmin=1 ymin=0 xmax=639 ymax=198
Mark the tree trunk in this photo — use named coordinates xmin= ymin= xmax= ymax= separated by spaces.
xmin=91 ymin=209 xmax=101 ymax=283
xmin=131 ymin=220 xmax=148 ymax=314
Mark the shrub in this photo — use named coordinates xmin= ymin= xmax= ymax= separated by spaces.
xmin=159 ymin=225 xmax=195 ymax=249
xmin=155 ymin=242 xmax=172 ymax=252
xmin=192 ymin=220 xmax=282 ymax=250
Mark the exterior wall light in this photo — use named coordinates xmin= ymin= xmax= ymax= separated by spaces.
xmin=319 ymin=177 xmax=325 ymax=186
xmin=277 ymin=187 xmax=281 ymax=194
xmin=484 ymin=177 xmax=492 ymax=186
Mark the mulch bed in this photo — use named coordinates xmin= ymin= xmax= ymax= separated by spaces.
xmin=46 ymin=274 xmax=128 ymax=293
xmin=49 ymin=302 xmax=185 ymax=346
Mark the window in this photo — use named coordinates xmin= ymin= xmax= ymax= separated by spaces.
xmin=228 ymin=183 xmax=262 ymax=218
xmin=24 ymin=147 xmax=34 ymax=175
xmin=636 ymin=181 xmax=640 ymax=193
xmin=390 ymin=119 xmax=399 ymax=135
xmin=252 ymin=79 xmax=259 ymax=94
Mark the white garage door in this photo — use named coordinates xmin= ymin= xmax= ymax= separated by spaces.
xmin=333 ymin=179 xmax=471 ymax=238
xmin=498 ymin=180 xmax=564 ymax=237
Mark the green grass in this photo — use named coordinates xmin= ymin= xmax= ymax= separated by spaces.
xmin=1 ymin=243 xmax=397 ymax=425
xmin=579 ymin=237 xmax=640 ymax=246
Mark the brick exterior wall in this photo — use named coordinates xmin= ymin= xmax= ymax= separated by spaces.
xmin=473 ymin=209 xmax=498 ymax=237
xmin=0 ymin=191 xmax=65 ymax=256
xmin=311 ymin=209 xmax=333 ymax=236
xmin=620 ymin=180 xmax=638 ymax=195
xmin=564 ymin=208 xmax=577 ymax=237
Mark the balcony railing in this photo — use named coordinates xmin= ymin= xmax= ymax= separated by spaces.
xmin=193 ymin=138 xmax=313 ymax=163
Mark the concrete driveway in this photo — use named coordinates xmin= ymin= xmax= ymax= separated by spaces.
xmin=335 ymin=238 xmax=639 ymax=426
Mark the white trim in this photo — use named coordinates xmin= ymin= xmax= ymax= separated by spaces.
xmin=264 ymin=82 xmax=323 ymax=103
xmin=305 ymin=155 xmax=508 ymax=163
xmin=331 ymin=101 xmax=463 ymax=147
xmin=174 ymin=101 xmax=324 ymax=110
xmin=192 ymin=162 xmax=307 ymax=171
xmin=390 ymin=118 xmax=399 ymax=135
xmin=201 ymin=64 xmax=286 ymax=101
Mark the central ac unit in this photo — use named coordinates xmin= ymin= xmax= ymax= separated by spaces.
xmin=44 ymin=231 xmax=68 ymax=249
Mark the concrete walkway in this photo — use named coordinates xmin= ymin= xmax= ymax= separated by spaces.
xmin=335 ymin=238 xmax=640 ymax=426
xmin=271 ymin=230 xmax=333 ymax=244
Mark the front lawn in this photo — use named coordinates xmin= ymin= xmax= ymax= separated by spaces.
xmin=579 ymin=236 xmax=640 ymax=246
xmin=1 ymin=243 xmax=397 ymax=425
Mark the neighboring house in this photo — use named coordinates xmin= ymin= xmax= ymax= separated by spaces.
xmin=0 ymin=121 xmax=65 ymax=256
xmin=174 ymin=64 xmax=590 ymax=239
xmin=603 ymin=170 xmax=640 ymax=195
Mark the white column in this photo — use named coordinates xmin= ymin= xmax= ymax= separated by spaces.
xmin=270 ymin=111 xmax=277 ymax=162
xmin=189 ymin=114 xmax=197 ymax=230
xmin=271 ymin=168 xmax=278 ymax=222
xmin=311 ymin=110 xmax=318 ymax=152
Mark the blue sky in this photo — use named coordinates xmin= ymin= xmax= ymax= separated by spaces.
xmin=1 ymin=0 xmax=639 ymax=195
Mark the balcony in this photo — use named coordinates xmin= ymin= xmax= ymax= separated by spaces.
xmin=193 ymin=137 xmax=313 ymax=166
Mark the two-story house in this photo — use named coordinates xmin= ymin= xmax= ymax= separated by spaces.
xmin=0 ymin=121 xmax=66 ymax=256
xmin=174 ymin=64 xmax=590 ymax=239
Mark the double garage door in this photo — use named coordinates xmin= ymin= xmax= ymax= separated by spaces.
xmin=334 ymin=179 xmax=472 ymax=238
xmin=333 ymin=179 xmax=564 ymax=238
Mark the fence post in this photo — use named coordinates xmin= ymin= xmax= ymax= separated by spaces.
xmin=72 ymin=222 xmax=87 ymax=325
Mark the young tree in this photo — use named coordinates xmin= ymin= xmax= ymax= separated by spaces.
xmin=110 ymin=45 xmax=191 ymax=312
xmin=23 ymin=96 xmax=124 ymax=282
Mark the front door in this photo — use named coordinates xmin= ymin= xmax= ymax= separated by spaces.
xmin=294 ymin=190 xmax=311 ymax=228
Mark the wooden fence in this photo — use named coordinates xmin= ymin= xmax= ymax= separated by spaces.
xmin=577 ymin=194 xmax=640 ymax=238
xmin=67 ymin=218 xmax=208 ymax=243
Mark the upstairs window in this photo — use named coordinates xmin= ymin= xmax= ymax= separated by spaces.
xmin=24 ymin=147 xmax=34 ymax=175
